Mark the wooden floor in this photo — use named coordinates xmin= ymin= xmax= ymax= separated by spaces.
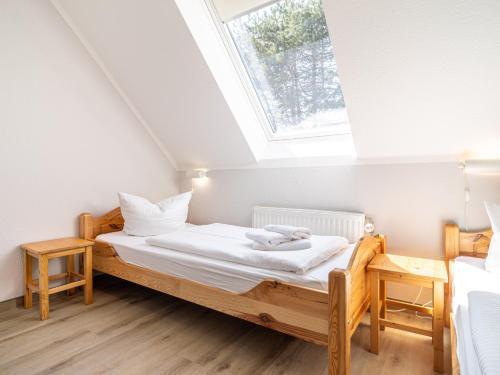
xmin=0 ymin=275 xmax=450 ymax=375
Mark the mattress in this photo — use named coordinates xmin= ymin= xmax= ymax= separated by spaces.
xmin=95 ymin=227 xmax=356 ymax=293
xmin=468 ymin=291 xmax=500 ymax=375
xmin=452 ymin=257 xmax=500 ymax=375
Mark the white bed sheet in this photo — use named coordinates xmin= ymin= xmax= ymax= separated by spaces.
xmin=96 ymin=229 xmax=356 ymax=293
xmin=468 ymin=291 xmax=500 ymax=375
xmin=452 ymin=257 xmax=500 ymax=375
xmin=455 ymin=303 xmax=481 ymax=375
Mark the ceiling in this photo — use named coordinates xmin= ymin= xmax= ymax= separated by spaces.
xmin=53 ymin=0 xmax=257 ymax=170
xmin=53 ymin=0 xmax=500 ymax=170
xmin=324 ymin=0 xmax=500 ymax=161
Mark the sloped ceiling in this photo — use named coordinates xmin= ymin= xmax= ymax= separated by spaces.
xmin=54 ymin=0 xmax=500 ymax=169
xmin=53 ymin=0 xmax=256 ymax=170
xmin=324 ymin=0 xmax=500 ymax=161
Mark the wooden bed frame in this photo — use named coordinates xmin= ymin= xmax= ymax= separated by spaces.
xmin=444 ymin=223 xmax=493 ymax=375
xmin=79 ymin=208 xmax=386 ymax=375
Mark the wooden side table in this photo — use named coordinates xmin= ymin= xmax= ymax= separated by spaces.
xmin=368 ymin=253 xmax=448 ymax=373
xmin=21 ymin=237 xmax=94 ymax=320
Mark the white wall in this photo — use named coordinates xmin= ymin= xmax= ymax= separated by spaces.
xmin=182 ymin=163 xmax=500 ymax=301
xmin=0 ymin=0 xmax=178 ymax=302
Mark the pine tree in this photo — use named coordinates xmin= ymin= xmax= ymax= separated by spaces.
xmin=228 ymin=0 xmax=345 ymax=132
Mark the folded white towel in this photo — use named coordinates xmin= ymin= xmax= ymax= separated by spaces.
xmin=252 ymin=238 xmax=312 ymax=251
xmin=245 ymin=229 xmax=290 ymax=247
xmin=264 ymin=224 xmax=312 ymax=240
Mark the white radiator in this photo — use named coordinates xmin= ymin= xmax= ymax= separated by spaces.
xmin=252 ymin=206 xmax=366 ymax=243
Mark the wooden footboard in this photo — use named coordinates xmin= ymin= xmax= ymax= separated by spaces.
xmin=328 ymin=235 xmax=386 ymax=375
xmin=80 ymin=209 xmax=385 ymax=375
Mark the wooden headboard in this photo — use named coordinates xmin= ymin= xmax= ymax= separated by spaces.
xmin=444 ymin=223 xmax=492 ymax=327
xmin=80 ymin=208 xmax=124 ymax=240
xmin=444 ymin=223 xmax=492 ymax=260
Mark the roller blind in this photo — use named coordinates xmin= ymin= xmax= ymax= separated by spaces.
xmin=212 ymin=0 xmax=278 ymax=22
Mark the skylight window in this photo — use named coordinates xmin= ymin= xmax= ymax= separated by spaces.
xmin=209 ymin=0 xmax=349 ymax=140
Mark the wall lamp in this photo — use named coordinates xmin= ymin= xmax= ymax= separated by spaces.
xmin=186 ymin=169 xmax=209 ymax=191
xmin=185 ymin=169 xmax=208 ymax=179
xmin=462 ymin=159 xmax=500 ymax=175
xmin=460 ymin=159 xmax=500 ymax=231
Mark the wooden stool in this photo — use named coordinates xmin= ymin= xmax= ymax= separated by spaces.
xmin=367 ymin=253 xmax=448 ymax=373
xmin=21 ymin=237 xmax=94 ymax=320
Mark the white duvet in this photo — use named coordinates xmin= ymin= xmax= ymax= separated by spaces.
xmin=146 ymin=223 xmax=348 ymax=274
xmin=468 ymin=291 xmax=500 ymax=375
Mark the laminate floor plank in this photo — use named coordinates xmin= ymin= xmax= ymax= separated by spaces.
xmin=0 ymin=275 xmax=450 ymax=375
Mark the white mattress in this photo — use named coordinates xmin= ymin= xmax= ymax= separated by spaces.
xmin=453 ymin=257 xmax=500 ymax=375
xmin=96 ymin=228 xmax=356 ymax=293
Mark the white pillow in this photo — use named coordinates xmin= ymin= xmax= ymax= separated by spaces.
xmin=118 ymin=191 xmax=192 ymax=236
xmin=484 ymin=201 xmax=500 ymax=273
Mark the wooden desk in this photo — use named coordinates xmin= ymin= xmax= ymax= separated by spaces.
xmin=368 ymin=253 xmax=448 ymax=373
xmin=21 ymin=237 xmax=94 ymax=320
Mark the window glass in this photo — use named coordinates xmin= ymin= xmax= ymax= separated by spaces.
xmin=225 ymin=0 xmax=348 ymax=138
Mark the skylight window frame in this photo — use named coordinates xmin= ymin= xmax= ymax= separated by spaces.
xmin=204 ymin=0 xmax=351 ymax=142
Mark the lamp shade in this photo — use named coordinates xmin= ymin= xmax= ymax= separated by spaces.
xmin=185 ymin=170 xmax=208 ymax=179
xmin=463 ymin=159 xmax=500 ymax=175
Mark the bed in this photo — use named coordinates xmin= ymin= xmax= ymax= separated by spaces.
xmin=79 ymin=206 xmax=386 ymax=375
xmin=445 ymin=224 xmax=500 ymax=375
